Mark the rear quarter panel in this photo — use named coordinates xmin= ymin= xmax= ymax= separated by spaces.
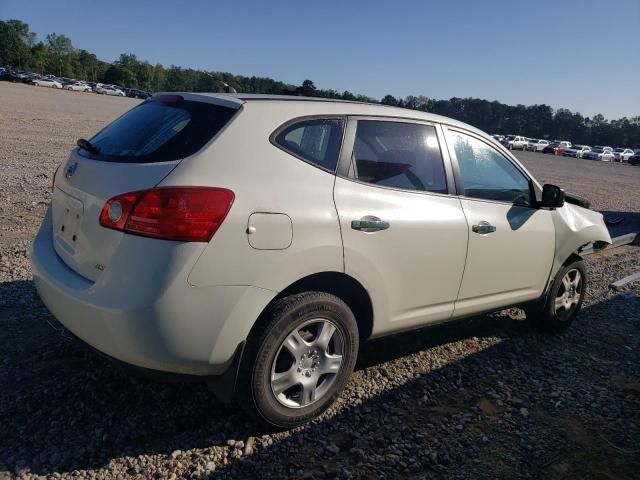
xmin=163 ymin=102 xmax=344 ymax=292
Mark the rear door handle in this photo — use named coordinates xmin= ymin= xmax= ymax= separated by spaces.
xmin=472 ymin=221 xmax=496 ymax=234
xmin=351 ymin=217 xmax=390 ymax=232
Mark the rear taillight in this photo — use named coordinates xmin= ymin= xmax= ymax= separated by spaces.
xmin=99 ymin=187 xmax=234 ymax=242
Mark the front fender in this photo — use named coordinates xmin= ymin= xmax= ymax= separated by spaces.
xmin=550 ymin=203 xmax=612 ymax=277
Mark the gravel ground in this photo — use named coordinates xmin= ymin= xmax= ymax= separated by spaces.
xmin=1 ymin=83 xmax=639 ymax=479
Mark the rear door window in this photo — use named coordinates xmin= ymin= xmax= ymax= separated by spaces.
xmin=273 ymin=118 xmax=344 ymax=172
xmin=350 ymin=120 xmax=448 ymax=194
xmin=84 ymin=97 xmax=237 ymax=163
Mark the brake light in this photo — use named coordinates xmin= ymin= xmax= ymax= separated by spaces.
xmin=99 ymin=187 xmax=234 ymax=242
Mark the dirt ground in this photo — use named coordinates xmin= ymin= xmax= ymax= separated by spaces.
xmin=0 ymin=82 xmax=638 ymax=480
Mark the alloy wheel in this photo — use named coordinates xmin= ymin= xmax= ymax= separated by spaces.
xmin=270 ymin=318 xmax=344 ymax=408
xmin=554 ymin=268 xmax=582 ymax=321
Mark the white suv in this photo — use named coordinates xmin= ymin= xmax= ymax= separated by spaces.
xmin=32 ymin=94 xmax=611 ymax=427
xmin=507 ymin=135 xmax=528 ymax=150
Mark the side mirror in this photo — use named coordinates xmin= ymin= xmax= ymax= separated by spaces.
xmin=541 ymin=184 xmax=565 ymax=209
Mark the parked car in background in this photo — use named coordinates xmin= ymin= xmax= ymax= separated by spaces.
xmin=530 ymin=139 xmax=550 ymax=152
xmin=499 ymin=135 xmax=514 ymax=147
xmin=525 ymin=138 xmax=539 ymax=151
xmin=21 ymin=73 xmax=40 ymax=84
xmin=65 ymin=82 xmax=92 ymax=92
xmin=32 ymin=77 xmax=62 ymax=88
xmin=612 ymin=148 xmax=635 ymax=162
xmin=628 ymin=151 xmax=640 ymax=165
xmin=542 ymin=142 xmax=560 ymax=154
xmin=554 ymin=141 xmax=572 ymax=155
xmin=95 ymin=84 xmax=126 ymax=96
xmin=0 ymin=69 xmax=20 ymax=82
xmin=127 ymin=88 xmax=151 ymax=99
xmin=583 ymin=148 xmax=615 ymax=161
xmin=31 ymin=93 xmax=611 ymax=428
xmin=563 ymin=145 xmax=591 ymax=158
xmin=507 ymin=135 xmax=528 ymax=150
xmin=593 ymin=146 xmax=613 ymax=152
xmin=491 ymin=134 xmax=505 ymax=143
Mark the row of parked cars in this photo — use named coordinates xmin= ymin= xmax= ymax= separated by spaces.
xmin=492 ymin=134 xmax=640 ymax=164
xmin=0 ymin=68 xmax=150 ymax=99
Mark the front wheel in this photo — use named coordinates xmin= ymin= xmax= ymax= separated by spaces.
xmin=525 ymin=260 xmax=586 ymax=332
xmin=237 ymin=292 xmax=359 ymax=428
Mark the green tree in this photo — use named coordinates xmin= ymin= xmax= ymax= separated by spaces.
xmin=46 ymin=33 xmax=75 ymax=76
xmin=0 ymin=20 xmax=32 ymax=68
xmin=381 ymin=94 xmax=399 ymax=106
xmin=298 ymin=79 xmax=317 ymax=96
xmin=29 ymin=42 xmax=49 ymax=74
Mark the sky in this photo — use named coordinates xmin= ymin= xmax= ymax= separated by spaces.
xmin=1 ymin=0 xmax=639 ymax=119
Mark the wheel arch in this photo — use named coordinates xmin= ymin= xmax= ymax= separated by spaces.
xmin=248 ymin=271 xmax=374 ymax=344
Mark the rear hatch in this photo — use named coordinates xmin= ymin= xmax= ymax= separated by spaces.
xmin=51 ymin=93 xmax=242 ymax=282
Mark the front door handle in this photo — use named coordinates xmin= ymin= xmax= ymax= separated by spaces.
xmin=351 ymin=216 xmax=390 ymax=232
xmin=472 ymin=221 xmax=496 ymax=234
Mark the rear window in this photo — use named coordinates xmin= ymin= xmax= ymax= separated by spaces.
xmin=273 ymin=118 xmax=344 ymax=172
xmin=83 ymin=98 xmax=236 ymax=163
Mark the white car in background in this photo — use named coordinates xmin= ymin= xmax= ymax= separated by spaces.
xmin=531 ymin=139 xmax=550 ymax=152
xmin=613 ymin=148 xmax=634 ymax=162
xmin=599 ymin=150 xmax=615 ymax=162
xmin=507 ymin=135 xmax=528 ymax=150
xmin=32 ymin=78 xmax=62 ymax=88
xmin=31 ymin=93 xmax=611 ymax=428
xmin=563 ymin=145 xmax=591 ymax=158
xmin=525 ymin=138 xmax=539 ymax=151
xmin=584 ymin=148 xmax=615 ymax=161
xmin=95 ymin=84 xmax=125 ymax=96
xmin=65 ymin=82 xmax=92 ymax=92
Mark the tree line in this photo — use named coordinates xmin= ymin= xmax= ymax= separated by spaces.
xmin=1 ymin=18 xmax=638 ymax=147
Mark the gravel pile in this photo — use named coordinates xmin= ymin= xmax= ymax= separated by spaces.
xmin=1 ymin=83 xmax=639 ymax=479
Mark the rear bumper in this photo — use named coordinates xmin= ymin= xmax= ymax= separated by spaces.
xmin=31 ymin=208 xmax=275 ymax=376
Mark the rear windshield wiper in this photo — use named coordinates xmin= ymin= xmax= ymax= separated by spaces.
xmin=77 ymin=138 xmax=99 ymax=155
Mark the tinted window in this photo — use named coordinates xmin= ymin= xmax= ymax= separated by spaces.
xmin=350 ymin=121 xmax=447 ymax=194
xmin=84 ymin=99 xmax=236 ymax=163
xmin=274 ymin=119 xmax=344 ymax=171
xmin=447 ymin=130 xmax=531 ymax=205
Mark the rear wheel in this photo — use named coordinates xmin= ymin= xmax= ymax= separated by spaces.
xmin=525 ymin=260 xmax=586 ymax=332
xmin=237 ymin=292 xmax=359 ymax=428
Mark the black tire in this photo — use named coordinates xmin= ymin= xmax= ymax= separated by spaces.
xmin=525 ymin=259 xmax=586 ymax=332
xmin=237 ymin=292 xmax=359 ymax=429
